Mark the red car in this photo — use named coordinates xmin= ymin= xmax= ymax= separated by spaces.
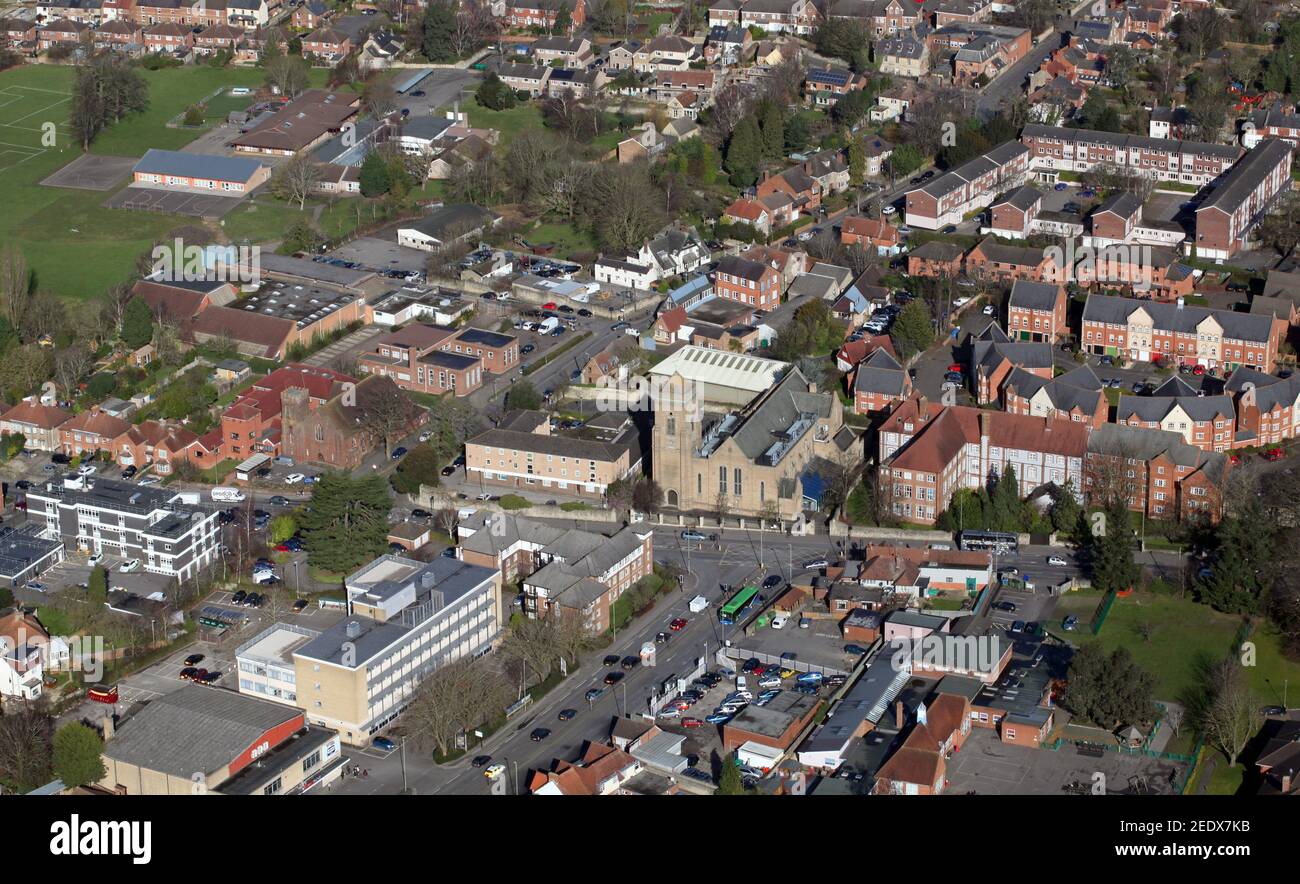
xmin=87 ymin=684 xmax=118 ymax=704
xmin=752 ymin=663 xmax=768 ymax=676
xmin=1230 ymin=454 xmax=1241 ymax=466
xmin=542 ymin=302 xmax=557 ymax=310
xmin=670 ymin=617 xmax=688 ymax=631
xmin=1264 ymin=447 xmax=1285 ymax=461
xmin=947 ymin=363 xmax=963 ymax=373
xmin=1192 ymin=365 xmax=1205 ymax=376
xmin=681 ymin=717 xmax=705 ymax=728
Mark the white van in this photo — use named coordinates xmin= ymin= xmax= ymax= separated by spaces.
xmin=211 ymin=486 xmax=246 ymax=503
xmin=537 ymin=316 xmax=560 ymax=335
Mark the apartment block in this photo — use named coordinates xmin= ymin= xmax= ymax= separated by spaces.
xmin=1080 ymin=294 xmax=1279 ymax=372
xmin=1085 ymin=424 xmax=1229 ymax=523
xmin=25 ymin=477 xmax=221 ymax=580
xmin=904 ymin=141 xmax=1030 ymax=229
xmin=464 ymin=410 xmax=640 ymax=497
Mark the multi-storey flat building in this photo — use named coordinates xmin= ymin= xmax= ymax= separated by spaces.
xmin=1019 ymin=124 xmax=1243 ymax=186
xmin=1193 ymin=138 xmax=1294 ymax=261
xmin=1080 ymin=294 xmax=1279 ymax=371
xmin=464 ymin=410 xmax=641 ymax=497
xmin=970 ymin=323 xmax=1055 ymax=405
xmin=1085 ymin=424 xmax=1229 ymax=523
xmin=713 ymin=254 xmax=781 ymax=310
xmin=1114 ymin=377 xmax=1237 ymax=452
xmin=1001 ymin=363 xmax=1108 ymax=428
xmin=289 ymin=554 xmax=501 ymax=744
xmin=1225 ymin=367 xmax=1300 ymax=446
xmin=880 ymin=407 xmax=1088 ymax=526
xmin=26 ymin=477 xmax=221 ymax=580
xmin=904 ymin=140 xmax=1030 ymax=229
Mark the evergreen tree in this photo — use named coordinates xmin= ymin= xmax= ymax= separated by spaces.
xmin=784 ymin=114 xmax=809 ymax=152
xmin=847 ymin=135 xmax=865 ymax=186
xmin=476 ymin=72 xmax=516 ymax=110
xmin=889 ymin=299 xmax=934 ymax=359
xmin=1196 ymin=499 xmax=1274 ymax=614
xmin=1089 ymin=496 xmax=1139 ymax=594
xmin=358 ymin=151 xmax=392 ymax=197
xmin=725 ymin=117 xmax=763 ymax=188
xmin=553 ymin=2 xmax=572 ymax=35
xmin=87 ymin=565 xmax=107 ymax=605
xmin=988 ymin=464 xmax=1023 ymax=531
xmin=121 ymin=297 xmax=153 ymax=349
xmin=1051 ymin=479 xmax=1082 ymax=536
xmin=299 ymin=473 xmax=393 ymax=574
xmin=421 ymin=1 xmax=457 ymax=62
xmin=759 ymin=101 xmax=784 ymax=160
xmin=505 ymin=380 xmax=541 ymax=411
xmin=52 ymin=722 xmax=106 ymax=787
xmin=717 ymin=759 xmax=745 ymax=794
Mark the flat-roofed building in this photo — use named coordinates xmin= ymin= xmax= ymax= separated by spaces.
xmin=291 ymin=554 xmax=501 ymax=744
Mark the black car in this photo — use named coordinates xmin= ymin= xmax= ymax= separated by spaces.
xmin=412 ymin=508 xmax=432 ymax=520
xmin=656 ymin=631 xmax=671 ymax=643
xmin=120 ymin=465 xmax=137 ymax=479
xmin=231 ymin=590 xmax=247 ymax=605
xmin=184 ymin=653 xmax=205 ymax=666
xmin=741 ymin=657 xmax=761 ymax=673
xmin=14 ymin=479 xmax=30 ymax=489
xmin=530 ymin=728 xmax=551 ymax=741
xmin=198 ymin=671 xmax=222 ymax=684
xmin=577 ymin=308 xmax=592 ymax=317
xmin=558 ymin=708 xmax=577 ymax=721
xmin=441 ymin=465 xmax=456 ymax=476
xmin=292 ymin=599 xmax=309 ymax=612
xmin=391 ymin=447 xmax=408 ymax=460
xmin=941 ymin=225 xmax=957 ymax=234
xmin=520 ymin=343 xmax=535 ymax=354
xmin=471 ymin=755 xmax=492 ymax=767
xmin=411 ymin=89 xmax=426 ymax=97
xmin=620 ymin=655 xmax=640 ymax=669
xmin=762 ymin=574 xmax=782 ymax=589
xmin=602 ymin=654 xmax=620 ymax=666
xmin=604 ymin=671 xmax=624 ymax=685
xmin=51 ymin=452 xmax=71 ymax=465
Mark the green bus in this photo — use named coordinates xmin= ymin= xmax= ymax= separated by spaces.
xmin=720 ymin=586 xmax=759 ymax=625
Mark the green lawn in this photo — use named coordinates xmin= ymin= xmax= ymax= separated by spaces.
xmin=0 ymin=65 xmax=324 ymax=300
xmin=1052 ymin=590 xmax=1300 ymax=709
xmin=463 ymin=102 xmax=544 ymax=146
xmin=524 ymin=219 xmax=597 ymax=258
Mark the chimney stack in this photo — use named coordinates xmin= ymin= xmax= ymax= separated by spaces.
xmin=1284 ymin=769 xmax=1293 ymax=794
xmin=979 ymin=411 xmax=991 ymax=440
xmin=102 ymin=715 xmax=114 ymax=741
xmin=807 ymin=382 xmax=817 ymax=394
xmin=1044 ymin=414 xmax=1052 ymax=431
xmin=917 ymin=395 xmax=929 ymax=421
xmin=895 ymin=700 xmax=904 ymax=729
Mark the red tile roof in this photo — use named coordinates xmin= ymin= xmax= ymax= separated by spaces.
xmin=0 ymin=399 xmax=72 ymax=431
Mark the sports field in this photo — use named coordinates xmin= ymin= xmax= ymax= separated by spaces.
xmin=0 ymin=64 xmax=327 ymax=300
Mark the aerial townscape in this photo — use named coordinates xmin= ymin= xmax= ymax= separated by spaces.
xmin=3 ymin=0 xmax=1300 ymax=819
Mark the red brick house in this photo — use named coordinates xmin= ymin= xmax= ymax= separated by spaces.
xmin=840 ymin=216 xmax=901 ymax=254
xmin=714 ymin=254 xmax=780 ymax=310
xmin=852 ymin=348 xmax=911 ymax=415
xmin=60 ymin=406 xmax=133 ymax=458
xmin=872 ymin=725 xmax=946 ymax=795
xmin=504 ymin=0 xmax=586 ymax=31
xmin=966 ymin=238 xmax=1063 ymax=285
xmin=142 ymin=22 xmax=194 ymax=53
xmin=94 ymin=19 xmax=143 ymax=48
xmin=355 ymin=324 xmax=486 ymax=398
xmin=1006 ymin=279 xmax=1066 ymax=342
xmin=302 ymin=26 xmax=349 ymax=61
xmin=1085 ymin=423 xmax=1230 ymax=523
xmin=115 ymin=420 xmax=202 ymax=476
xmin=194 ymin=23 xmax=242 ymax=54
xmin=906 ymin=240 xmax=965 ymax=278
xmin=38 ymin=18 xmax=89 ymax=50
xmin=756 ymin=166 xmax=821 ymax=216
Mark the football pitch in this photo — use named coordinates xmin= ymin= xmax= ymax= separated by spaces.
xmin=0 ymin=79 xmax=70 ymax=171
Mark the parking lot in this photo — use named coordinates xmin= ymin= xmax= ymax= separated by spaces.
xmin=945 ymin=727 xmax=1188 ymax=795
xmin=60 ymin=640 xmax=239 ymax=726
xmin=325 ymin=235 xmax=429 ymax=275
xmin=728 ymin=614 xmax=860 ymax=676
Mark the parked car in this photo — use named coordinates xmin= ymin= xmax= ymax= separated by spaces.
xmin=844 ymin=644 xmax=868 ymax=656
xmin=184 ymin=653 xmax=205 ymax=666
xmin=285 ymin=473 xmax=306 ymax=484
xmin=391 ymin=447 xmax=408 ymax=460
xmin=802 ymin=557 xmax=830 ymax=569
xmin=705 ymin=713 xmax=732 ymax=724
xmin=1047 ymin=555 xmax=1068 ymax=567
xmin=118 ymin=558 xmax=140 ymax=573
xmin=373 ymin=736 xmax=397 ymax=751
xmin=1010 ymin=620 xmax=1025 ymax=632
xmin=1063 ymin=615 xmax=1079 ymax=631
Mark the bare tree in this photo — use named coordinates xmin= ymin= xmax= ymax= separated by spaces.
xmin=54 ymin=345 xmax=92 ymax=398
xmin=499 ymin=616 xmax=563 ymax=688
xmin=1199 ymin=657 xmax=1262 ymax=766
xmin=271 ymin=153 xmax=322 ymax=211
xmin=406 ymin=656 xmax=510 ymax=756
xmin=707 ymin=82 xmax=751 ymax=143
xmin=0 ymin=705 xmax=53 ymax=791
xmin=356 ymin=377 xmax=419 ymax=457
xmin=0 ymin=244 xmax=32 ymax=332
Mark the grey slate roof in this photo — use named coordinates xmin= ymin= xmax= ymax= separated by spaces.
xmin=1086 ymin=423 xmax=1228 ymax=482
xmin=1197 ymin=138 xmax=1294 ymax=216
xmin=853 ymin=348 xmax=906 ymax=396
xmin=133 ymin=148 xmax=266 ymax=184
xmin=467 ymin=426 xmax=631 ymax=463
xmin=104 ymin=685 xmax=302 ymax=778
xmin=1020 ymin=124 xmax=1243 ymax=160
xmin=1080 ymin=294 xmax=1274 ymax=344
xmin=1007 ymin=279 xmax=1060 ymax=312
xmin=1114 ymin=393 xmax=1235 ymax=423
xmin=1001 ymin=364 xmax=1102 ymax=415
xmin=1223 ymin=366 xmax=1300 ymax=412
xmin=1093 ymin=191 xmax=1142 ymax=220
xmin=728 ymin=367 xmax=835 ymax=462
xmin=992 ymin=184 xmax=1042 ymax=213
